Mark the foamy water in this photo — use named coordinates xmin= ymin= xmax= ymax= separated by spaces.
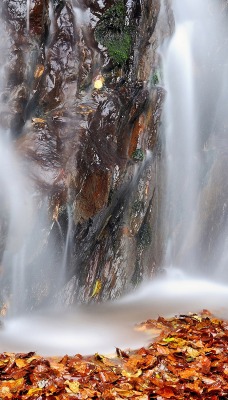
xmin=1 ymin=275 xmax=228 ymax=356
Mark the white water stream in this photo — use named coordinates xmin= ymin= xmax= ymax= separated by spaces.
xmin=0 ymin=0 xmax=228 ymax=356
xmin=163 ymin=0 xmax=228 ymax=275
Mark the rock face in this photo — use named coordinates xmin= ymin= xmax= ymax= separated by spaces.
xmin=0 ymin=0 xmax=173 ymax=306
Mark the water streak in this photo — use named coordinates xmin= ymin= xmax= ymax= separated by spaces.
xmin=162 ymin=0 xmax=228 ymax=277
xmin=26 ymin=0 xmax=30 ymax=33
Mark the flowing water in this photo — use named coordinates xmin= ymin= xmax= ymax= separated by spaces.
xmin=163 ymin=0 xmax=228 ymax=276
xmin=0 ymin=0 xmax=228 ymax=355
xmin=1 ymin=276 xmax=228 ymax=355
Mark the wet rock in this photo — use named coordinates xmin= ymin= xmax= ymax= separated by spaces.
xmin=75 ymin=169 xmax=112 ymax=222
xmin=0 ymin=0 xmax=174 ymax=307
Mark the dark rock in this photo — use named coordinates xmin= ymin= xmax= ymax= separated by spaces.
xmin=0 ymin=0 xmax=174 ymax=307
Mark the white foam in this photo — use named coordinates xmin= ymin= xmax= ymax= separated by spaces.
xmin=1 ymin=276 xmax=228 ymax=356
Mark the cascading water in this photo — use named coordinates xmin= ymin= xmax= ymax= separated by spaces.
xmin=0 ymin=137 xmax=34 ymax=314
xmin=0 ymin=12 xmax=68 ymax=315
xmin=0 ymin=0 xmax=228 ymax=356
xmin=0 ymin=19 xmax=34 ymax=313
xmin=162 ymin=0 xmax=228 ymax=278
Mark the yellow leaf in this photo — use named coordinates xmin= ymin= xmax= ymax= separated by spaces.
xmin=32 ymin=117 xmax=46 ymax=125
xmin=186 ymin=346 xmax=200 ymax=359
xmin=0 ymin=386 xmax=11 ymax=395
xmin=34 ymin=64 xmax=45 ymax=78
xmin=0 ymin=359 xmax=9 ymax=367
xmin=15 ymin=358 xmax=27 ymax=368
xmin=92 ymin=280 xmax=102 ymax=297
xmin=65 ymin=380 xmax=80 ymax=394
xmin=27 ymin=388 xmax=42 ymax=396
xmin=122 ymin=369 xmax=142 ymax=378
xmin=113 ymin=388 xmax=141 ymax=397
xmin=94 ymin=76 xmax=104 ymax=90
xmin=10 ymin=378 xmax=24 ymax=390
xmin=163 ymin=337 xmax=175 ymax=343
xmin=192 ymin=314 xmax=202 ymax=322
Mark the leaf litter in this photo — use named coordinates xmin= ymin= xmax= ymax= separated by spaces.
xmin=0 ymin=310 xmax=228 ymax=399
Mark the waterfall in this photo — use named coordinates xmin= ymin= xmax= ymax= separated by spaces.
xmin=162 ymin=0 xmax=228 ymax=279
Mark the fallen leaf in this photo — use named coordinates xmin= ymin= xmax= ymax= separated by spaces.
xmin=34 ymin=64 xmax=45 ymax=78
xmin=122 ymin=368 xmax=142 ymax=378
xmin=65 ymin=380 xmax=80 ymax=394
xmin=92 ymin=280 xmax=102 ymax=297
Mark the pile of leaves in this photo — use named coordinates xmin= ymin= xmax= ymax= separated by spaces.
xmin=0 ymin=310 xmax=228 ymax=399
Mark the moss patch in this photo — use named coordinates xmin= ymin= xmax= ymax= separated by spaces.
xmin=94 ymin=1 xmax=132 ymax=66
xmin=131 ymin=148 xmax=144 ymax=162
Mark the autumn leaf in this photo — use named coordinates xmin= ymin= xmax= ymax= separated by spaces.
xmin=92 ymin=280 xmax=102 ymax=297
xmin=15 ymin=358 xmax=27 ymax=368
xmin=122 ymin=368 xmax=142 ymax=378
xmin=26 ymin=387 xmax=43 ymax=396
xmin=185 ymin=346 xmax=200 ymax=359
xmin=163 ymin=337 xmax=175 ymax=343
xmin=34 ymin=64 xmax=45 ymax=78
xmin=179 ymin=368 xmax=197 ymax=379
xmin=65 ymin=380 xmax=80 ymax=394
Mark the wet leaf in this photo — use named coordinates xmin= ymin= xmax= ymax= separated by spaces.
xmin=15 ymin=358 xmax=27 ymax=368
xmin=0 ymin=385 xmax=12 ymax=398
xmin=65 ymin=380 xmax=80 ymax=394
xmin=122 ymin=368 xmax=142 ymax=378
xmin=116 ymin=347 xmax=129 ymax=358
xmin=34 ymin=64 xmax=45 ymax=78
xmin=163 ymin=337 xmax=175 ymax=343
xmin=157 ymin=386 xmax=176 ymax=398
xmin=0 ymin=378 xmax=24 ymax=393
xmin=93 ymin=75 xmax=104 ymax=90
xmin=179 ymin=368 xmax=197 ymax=379
xmin=27 ymin=387 xmax=43 ymax=395
xmin=32 ymin=117 xmax=46 ymax=125
xmin=91 ymin=280 xmax=102 ymax=297
xmin=186 ymin=346 xmax=200 ymax=358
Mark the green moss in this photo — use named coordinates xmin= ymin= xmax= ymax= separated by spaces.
xmin=152 ymin=70 xmax=162 ymax=86
xmin=94 ymin=1 xmax=132 ymax=66
xmin=131 ymin=148 xmax=144 ymax=162
xmin=105 ymin=32 xmax=131 ymax=65
xmin=152 ymin=72 xmax=159 ymax=85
